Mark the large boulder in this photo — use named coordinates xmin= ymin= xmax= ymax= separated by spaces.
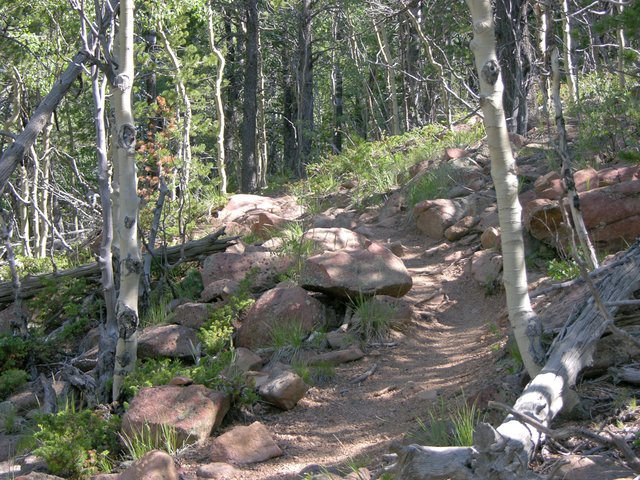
xmin=235 ymin=283 xmax=327 ymax=349
xmin=413 ymin=199 xmax=467 ymax=239
xmin=122 ymin=385 xmax=230 ymax=446
xmin=300 ymin=243 xmax=412 ymax=299
xmin=138 ymin=324 xmax=200 ymax=361
xmin=209 ymin=422 xmax=282 ymax=465
xmin=524 ymin=179 xmax=640 ymax=250
xmin=201 ymin=250 xmax=293 ymax=293
xmin=301 ymin=227 xmax=370 ymax=253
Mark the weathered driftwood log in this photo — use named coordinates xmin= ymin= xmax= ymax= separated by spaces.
xmin=0 ymin=229 xmax=236 ymax=304
xmin=391 ymin=241 xmax=640 ymax=479
xmin=611 ymin=364 xmax=640 ymax=385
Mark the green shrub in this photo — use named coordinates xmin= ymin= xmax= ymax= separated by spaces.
xmin=0 ymin=368 xmax=29 ymax=400
xmin=120 ymin=423 xmax=182 ymax=460
xmin=33 ymin=406 xmax=120 ymax=479
xmin=568 ymin=73 xmax=640 ymax=166
xmin=411 ymin=395 xmax=483 ymax=447
xmin=0 ymin=334 xmax=31 ymax=371
xmin=121 ymin=358 xmax=186 ymax=400
xmin=406 ymin=162 xmax=461 ymax=208
xmin=547 ymin=258 xmax=580 ymax=281
xmin=348 ymin=295 xmax=395 ymax=343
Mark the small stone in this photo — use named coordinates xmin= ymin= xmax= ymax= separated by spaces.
xmin=196 ymin=462 xmax=243 ymax=479
xmin=210 ymin=422 xmax=282 ymax=464
xmin=258 ymin=370 xmax=308 ymax=410
xmin=119 ymin=450 xmax=178 ymax=480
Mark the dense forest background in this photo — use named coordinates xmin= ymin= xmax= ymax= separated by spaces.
xmin=0 ymin=0 xmax=638 ymax=257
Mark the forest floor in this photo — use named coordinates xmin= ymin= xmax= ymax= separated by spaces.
xmin=181 ymin=200 xmax=520 ymax=479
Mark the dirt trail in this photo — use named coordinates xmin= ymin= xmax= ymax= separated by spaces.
xmin=186 ymin=212 xmax=508 ymax=479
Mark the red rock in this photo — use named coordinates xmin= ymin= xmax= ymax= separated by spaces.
xmin=235 ymin=283 xmax=327 ymax=349
xmin=172 ymin=302 xmax=213 ymax=330
xmin=413 ymin=199 xmax=467 ymax=239
xmin=196 ymin=462 xmax=243 ymax=479
xmin=257 ymin=370 xmax=308 ymax=410
xmin=210 ymin=422 xmax=282 ymax=465
xmin=302 ymin=227 xmax=370 ymax=252
xmin=119 ymin=450 xmax=178 ymax=480
xmin=470 ymin=250 xmax=503 ymax=286
xmin=444 ymin=147 xmax=469 ymax=160
xmin=138 ymin=324 xmax=199 ymax=361
xmin=122 ymin=385 xmax=230 ymax=446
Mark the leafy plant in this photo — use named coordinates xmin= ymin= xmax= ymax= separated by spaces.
xmin=0 ymin=368 xmax=29 ymax=400
xmin=547 ymin=258 xmax=580 ymax=281
xmin=33 ymin=404 xmax=120 ymax=479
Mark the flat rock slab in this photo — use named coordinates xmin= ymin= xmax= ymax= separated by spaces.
xmin=172 ymin=302 xmax=213 ymax=330
xmin=196 ymin=462 xmax=243 ymax=479
xmin=122 ymin=385 xmax=230 ymax=446
xmin=302 ymin=227 xmax=370 ymax=252
xmin=210 ymin=421 xmax=282 ymax=464
xmin=138 ymin=324 xmax=200 ymax=361
xmin=119 ymin=450 xmax=178 ymax=480
xmin=300 ymin=242 xmax=412 ymax=299
xmin=303 ymin=346 xmax=365 ymax=366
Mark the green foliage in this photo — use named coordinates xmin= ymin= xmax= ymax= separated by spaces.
xmin=291 ymin=124 xmax=484 ymax=211
xmin=120 ymin=423 xmax=183 ymax=460
xmin=121 ymin=358 xmax=186 ymax=400
xmin=0 ymin=368 xmax=29 ymax=400
xmin=33 ymin=405 xmax=120 ymax=479
xmin=406 ymin=163 xmax=461 ymax=209
xmin=547 ymin=258 xmax=580 ymax=281
xmin=0 ymin=334 xmax=31 ymax=371
xmin=269 ymin=321 xmax=307 ymax=363
xmin=198 ymin=275 xmax=255 ymax=356
xmin=0 ymin=253 xmax=91 ymax=283
xmin=568 ymin=73 xmax=640 ymax=166
xmin=411 ymin=395 xmax=483 ymax=447
xmin=348 ymin=295 xmax=395 ymax=343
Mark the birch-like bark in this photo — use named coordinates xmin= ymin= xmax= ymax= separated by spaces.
xmin=560 ymin=0 xmax=578 ymax=102
xmin=256 ymin=28 xmax=268 ymax=190
xmin=37 ymin=117 xmax=54 ymax=258
xmin=616 ymin=4 xmax=626 ymax=88
xmin=534 ymin=2 xmax=550 ymax=127
xmin=466 ymin=0 xmax=544 ymax=377
xmin=551 ymin=47 xmax=599 ymax=270
xmin=112 ymin=0 xmax=141 ymax=401
xmin=91 ymin=64 xmax=118 ymax=403
xmin=373 ymin=21 xmax=400 ymax=136
xmin=206 ymin=1 xmax=227 ymax=195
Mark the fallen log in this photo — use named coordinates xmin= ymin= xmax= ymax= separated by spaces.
xmin=0 ymin=228 xmax=236 ymax=305
xmin=390 ymin=241 xmax=640 ymax=479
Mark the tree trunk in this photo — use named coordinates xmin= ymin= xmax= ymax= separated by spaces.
xmin=241 ymin=0 xmax=259 ymax=192
xmin=616 ymin=4 xmax=626 ymax=88
xmin=332 ymin=10 xmax=343 ymax=154
xmin=467 ymin=0 xmax=544 ymax=377
xmin=256 ymin=28 xmax=268 ymax=190
xmin=207 ymin=1 xmax=228 ymax=195
xmin=223 ymin=13 xmax=241 ymax=188
xmin=281 ymin=44 xmax=298 ymax=174
xmin=296 ymin=0 xmax=314 ymax=175
xmin=495 ymin=0 xmax=532 ymax=134
xmin=534 ymin=2 xmax=551 ymax=128
xmin=373 ymin=21 xmax=400 ymax=136
xmin=112 ymin=0 xmax=141 ymax=401
xmin=91 ymin=65 xmax=118 ymax=403
xmin=551 ymin=46 xmax=598 ymax=270
xmin=560 ymin=0 xmax=578 ymax=102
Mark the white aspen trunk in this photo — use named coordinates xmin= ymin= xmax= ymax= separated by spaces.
xmin=551 ymin=47 xmax=599 ymax=270
xmin=37 ymin=117 xmax=54 ymax=258
xmin=30 ymin=146 xmax=41 ymax=257
xmin=405 ymin=10 xmax=452 ymax=129
xmin=206 ymin=1 xmax=227 ymax=195
xmin=112 ymin=0 xmax=141 ymax=401
xmin=373 ymin=21 xmax=400 ymax=136
xmin=534 ymin=2 xmax=551 ymax=126
xmin=560 ymin=0 xmax=577 ymax=102
xmin=466 ymin=0 xmax=544 ymax=378
xmin=257 ymin=30 xmax=268 ymax=190
xmin=91 ymin=64 xmax=118 ymax=403
xmin=158 ymin=24 xmax=193 ymax=188
xmin=616 ymin=4 xmax=626 ymax=88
